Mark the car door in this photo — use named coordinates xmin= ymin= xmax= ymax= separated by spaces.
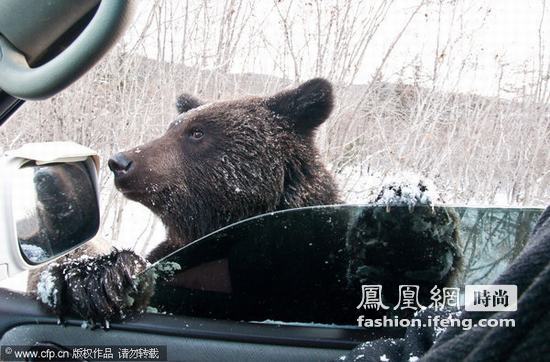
xmin=1 ymin=205 xmax=542 ymax=361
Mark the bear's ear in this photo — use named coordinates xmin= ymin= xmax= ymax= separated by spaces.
xmin=265 ymin=78 xmax=333 ymax=134
xmin=176 ymin=94 xmax=203 ymax=114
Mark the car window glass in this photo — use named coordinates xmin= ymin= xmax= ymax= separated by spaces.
xmin=139 ymin=205 xmax=543 ymax=325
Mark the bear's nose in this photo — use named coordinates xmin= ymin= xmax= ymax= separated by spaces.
xmin=108 ymin=153 xmax=133 ymax=175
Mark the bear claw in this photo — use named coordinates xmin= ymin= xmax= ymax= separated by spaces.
xmin=35 ymin=249 xmax=153 ymax=323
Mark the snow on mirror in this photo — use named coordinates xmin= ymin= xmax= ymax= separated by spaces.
xmin=13 ymin=159 xmax=100 ymax=264
xmin=140 ymin=205 xmax=543 ymax=325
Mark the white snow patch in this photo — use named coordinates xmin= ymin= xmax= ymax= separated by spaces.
xmin=153 ymin=261 xmax=182 ymax=280
xmin=155 ymin=261 xmax=181 ymax=273
xmin=36 ymin=267 xmax=59 ymax=307
xmin=20 ymin=244 xmax=47 ymax=263
xmin=409 ymin=357 xmax=419 ymax=362
xmin=336 ymin=166 xmax=441 ymax=208
xmin=380 ymin=354 xmax=390 ymax=361
xmin=374 ymin=172 xmax=439 ymax=208
xmin=250 ymin=320 xmax=360 ymax=329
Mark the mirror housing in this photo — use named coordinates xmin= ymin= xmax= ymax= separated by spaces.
xmin=0 ymin=142 xmax=100 ymax=281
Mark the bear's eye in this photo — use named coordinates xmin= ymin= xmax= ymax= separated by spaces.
xmin=189 ymin=128 xmax=204 ymax=140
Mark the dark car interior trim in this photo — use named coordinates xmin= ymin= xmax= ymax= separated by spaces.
xmin=0 ymin=288 xmax=401 ymax=350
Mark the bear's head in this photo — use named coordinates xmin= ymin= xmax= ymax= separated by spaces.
xmin=108 ymin=78 xmax=340 ymax=244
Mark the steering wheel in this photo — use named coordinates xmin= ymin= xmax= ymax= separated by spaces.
xmin=0 ymin=0 xmax=134 ymax=100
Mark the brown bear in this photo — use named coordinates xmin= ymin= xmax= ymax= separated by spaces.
xmin=33 ymin=78 xmax=341 ymax=321
xmin=32 ymin=78 xmax=462 ymax=324
xmin=108 ymin=78 xmax=340 ymax=262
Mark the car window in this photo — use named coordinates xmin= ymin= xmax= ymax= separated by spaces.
xmin=140 ymin=205 xmax=543 ymax=325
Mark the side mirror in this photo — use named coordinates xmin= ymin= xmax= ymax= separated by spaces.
xmin=0 ymin=142 xmax=100 ymax=281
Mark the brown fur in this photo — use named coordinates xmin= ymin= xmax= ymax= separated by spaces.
xmin=109 ymin=78 xmax=340 ymax=262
